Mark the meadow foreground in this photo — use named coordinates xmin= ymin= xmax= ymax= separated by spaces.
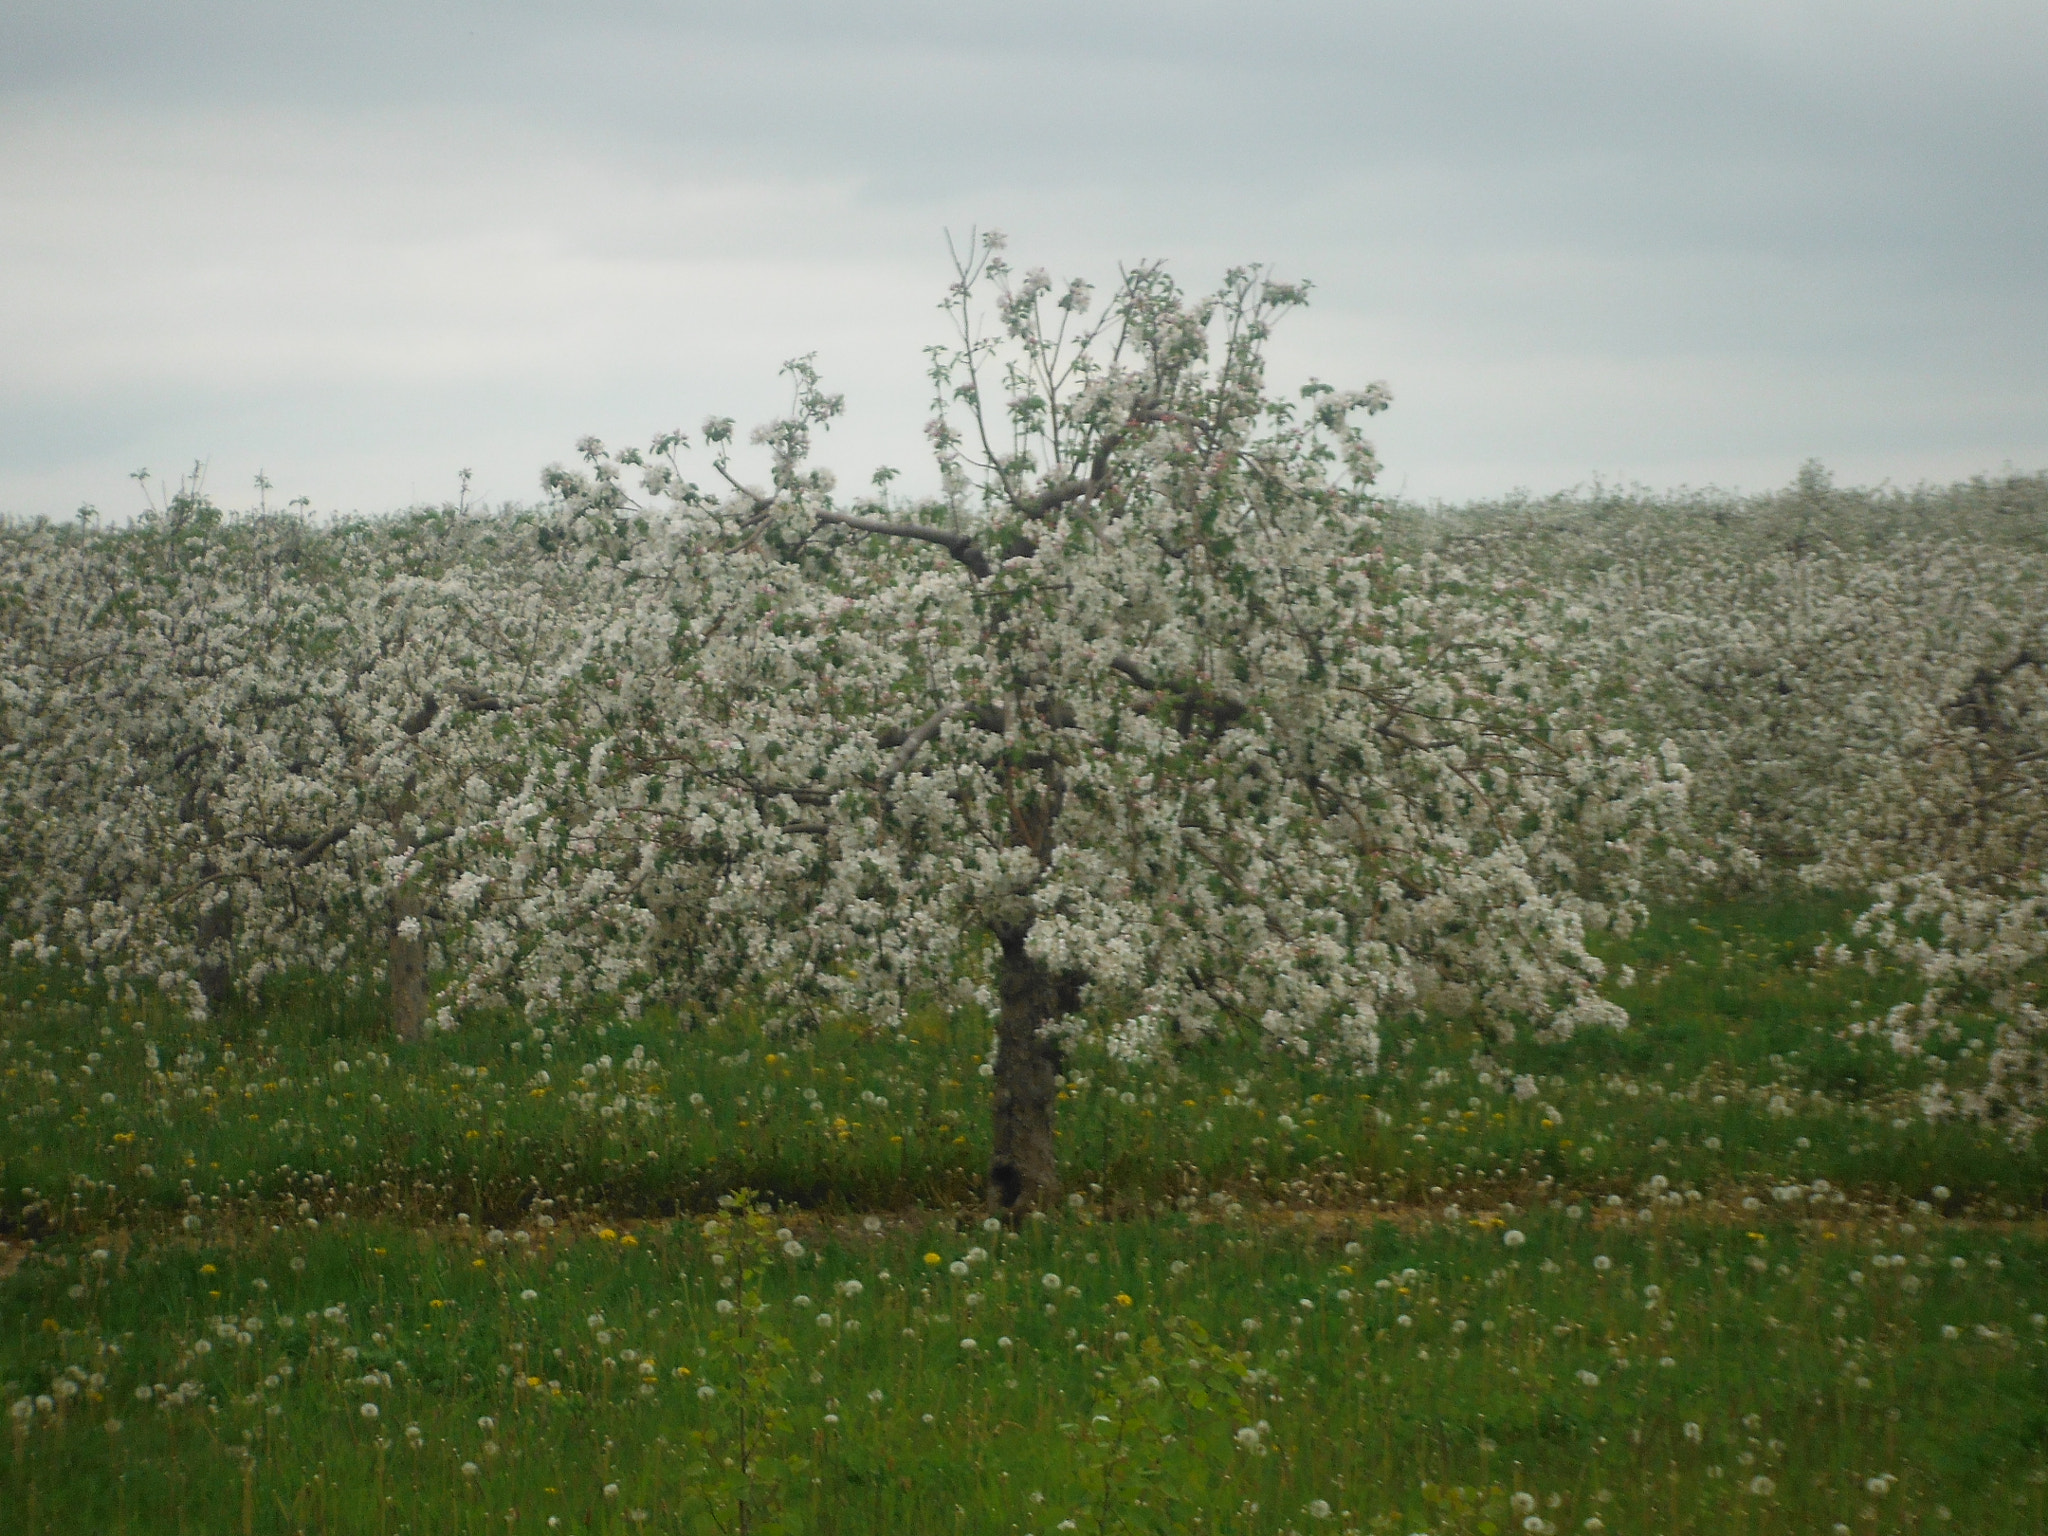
xmin=6 ymin=899 xmax=2045 ymax=1534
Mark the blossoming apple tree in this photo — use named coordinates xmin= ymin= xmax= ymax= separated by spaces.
xmin=480 ymin=239 xmax=1688 ymax=1212
xmin=1424 ymin=476 xmax=2048 ymax=1133
xmin=0 ymin=494 xmax=564 ymax=1036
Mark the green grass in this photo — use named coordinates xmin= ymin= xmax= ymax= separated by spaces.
xmin=4 ymin=894 xmax=2046 ymax=1532
xmin=1 ymin=897 xmax=2036 ymax=1230
xmin=9 ymin=1206 xmax=2047 ymax=1533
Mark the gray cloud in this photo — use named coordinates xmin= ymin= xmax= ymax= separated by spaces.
xmin=4 ymin=2 xmax=2044 ymax=516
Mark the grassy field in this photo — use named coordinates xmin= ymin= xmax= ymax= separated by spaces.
xmin=5 ymin=897 xmax=2046 ymax=1532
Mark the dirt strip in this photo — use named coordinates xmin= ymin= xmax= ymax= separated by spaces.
xmin=6 ymin=1202 xmax=2045 ymax=1280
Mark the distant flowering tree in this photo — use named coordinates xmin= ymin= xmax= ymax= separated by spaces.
xmin=0 ymin=496 xmax=560 ymax=1036
xmin=493 ymin=237 xmax=1686 ymax=1213
xmin=1424 ymin=470 xmax=2048 ymax=1134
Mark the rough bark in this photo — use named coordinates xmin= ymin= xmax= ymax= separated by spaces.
xmin=987 ymin=922 xmax=1079 ymax=1219
xmin=388 ymin=882 xmax=428 ymax=1042
xmin=195 ymin=871 xmax=232 ymax=1018
xmin=190 ymin=786 xmax=232 ymax=1017
xmin=388 ymin=782 xmax=429 ymax=1042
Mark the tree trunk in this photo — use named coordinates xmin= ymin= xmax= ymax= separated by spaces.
xmin=195 ymin=868 xmax=232 ymax=1018
xmin=191 ymin=785 xmax=232 ymax=1017
xmin=388 ymin=881 xmax=428 ymax=1042
xmin=987 ymin=922 xmax=1078 ymax=1219
xmin=388 ymin=783 xmax=428 ymax=1041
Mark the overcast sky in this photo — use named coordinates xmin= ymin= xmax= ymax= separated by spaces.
xmin=4 ymin=2 xmax=2044 ymax=518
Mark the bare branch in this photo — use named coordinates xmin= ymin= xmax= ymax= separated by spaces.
xmin=1107 ymin=653 xmax=1248 ymax=730
xmin=711 ymin=458 xmax=777 ymax=518
xmin=1109 ymin=653 xmax=1158 ymax=691
xmin=291 ymin=821 xmax=355 ymax=868
xmin=815 ymin=511 xmax=992 ymax=579
xmin=1021 ymin=478 xmax=1096 ymax=519
xmin=1008 ymin=399 xmax=1178 ymax=521
xmin=1374 ymin=720 xmax=1445 ymax=754
xmin=880 ymin=702 xmax=957 ymax=785
xmin=451 ymin=686 xmax=510 ymax=714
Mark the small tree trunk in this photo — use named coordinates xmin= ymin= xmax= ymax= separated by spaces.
xmin=195 ymin=868 xmax=233 ymax=1018
xmin=388 ymin=783 xmax=429 ymax=1042
xmin=388 ymin=882 xmax=428 ymax=1042
xmin=987 ymin=922 xmax=1077 ymax=1219
xmin=191 ymin=786 xmax=232 ymax=1017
